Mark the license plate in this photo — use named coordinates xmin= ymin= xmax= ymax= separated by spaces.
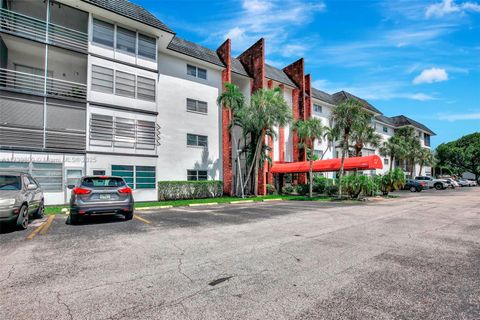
xmin=99 ymin=194 xmax=111 ymax=200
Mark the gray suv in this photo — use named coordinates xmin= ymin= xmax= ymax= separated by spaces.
xmin=68 ymin=176 xmax=134 ymax=225
xmin=0 ymin=172 xmax=44 ymax=230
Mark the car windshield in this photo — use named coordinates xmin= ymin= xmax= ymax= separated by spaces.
xmin=81 ymin=177 xmax=126 ymax=188
xmin=0 ymin=175 xmax=21 ymax=190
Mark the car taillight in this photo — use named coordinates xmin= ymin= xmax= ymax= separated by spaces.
xmin=118 ymin=187 xmax=132 ymax=194
xmin=73 ymin=187 xmax=91 ymax=195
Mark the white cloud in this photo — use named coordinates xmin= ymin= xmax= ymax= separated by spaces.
xmin=426 ymin=0 xmax=480 ymax=18
xmin=242 ymin=0 xmax=272 ymax=14
xmin=408 ymin=93 xmax=436 ymax=101
xmin=413 ymin=68 xmax=449 ymax=84
xmin=438 ymin=112 xmax=480 ymax=121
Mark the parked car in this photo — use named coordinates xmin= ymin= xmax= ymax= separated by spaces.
xmin=0 ymin=172 xmax=44 ymax=230
xmin=445 ymin=178 xmax=459 ymax=189
xmin=414 ymin=176 xmax=449 ymax=190
xmin=467 ymin=179 xmax=478 ymax=187
xmin=68 ymin=176 xmax=134 ymax=225
xmin=457 ymin=179 xmax=470 ymax=187
xmin=403 ymin=179 xmax=425 ymax=192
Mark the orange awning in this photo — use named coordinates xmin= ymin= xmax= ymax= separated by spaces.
xmin=270 ymin=155 xmax=383 ymax=174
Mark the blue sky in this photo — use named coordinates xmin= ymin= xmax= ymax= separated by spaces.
xmin=138 ymin=0 xmax=480 ymax=148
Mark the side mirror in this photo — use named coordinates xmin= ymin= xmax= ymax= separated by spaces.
xmin=67 ymin=185 xmax=75 ymax=190
xmin=27 ymin=184 xmax=37 ymax=190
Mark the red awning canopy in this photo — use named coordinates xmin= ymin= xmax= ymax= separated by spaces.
xmin=270 ymin=155 xmax=383 ymax=174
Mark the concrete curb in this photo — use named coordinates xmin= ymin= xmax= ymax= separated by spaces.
xmin=262 ymin=198 xmax=283 ymax=202
xmin=136 ymin=205 xmax=173 ymax=210
xmin=188 ymin=202 xmax=219 ymax=207
xmin=229 ymin=200 xmax=255 ymax=204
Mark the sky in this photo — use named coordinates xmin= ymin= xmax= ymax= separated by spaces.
xmin=137 ymin=0 xmax=480 ymax=148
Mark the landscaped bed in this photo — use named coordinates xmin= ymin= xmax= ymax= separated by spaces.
xmin=44 ymin=195 xmax=333 ymax=216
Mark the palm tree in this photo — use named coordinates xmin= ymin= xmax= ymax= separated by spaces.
xmin=380 ymin=135 xmax=406 ymax=171
xmin=293 ymin=118 xmax=326 ymax=198
xmin=330 ymin=99 xmax=371 ymax=197
xmin=350 ymin=125 xmax=382 ymax=157
xmin=395 ymin=127 xmax=422 ymax=177
xmin=240 ymin=88 xmax=292 ymax=195
xmin=321 ymin=126 xmax=339 ymax=160
xmin=417 ymin=147 xmax=435 ymax=176
xmin=217 ymin=83 xmax=245 ymax=196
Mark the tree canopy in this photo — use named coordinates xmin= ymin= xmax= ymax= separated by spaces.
xmin=436 ymin=132 xmax=480 ymax=179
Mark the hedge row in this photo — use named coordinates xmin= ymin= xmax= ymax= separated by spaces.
xmin=158 ymin=181 xmax=223 ymax=201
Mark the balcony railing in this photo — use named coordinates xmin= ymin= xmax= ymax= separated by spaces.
xmin=0 ymin=68 xmax=87 ymax=100
xmin=0 ymin=8 xmax=88 ymax=52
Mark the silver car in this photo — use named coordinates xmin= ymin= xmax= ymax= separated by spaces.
xmin=0 ymin=172 xmax=44 ymax=230
xmin=68 ymin=176 xmax=134 ymax=225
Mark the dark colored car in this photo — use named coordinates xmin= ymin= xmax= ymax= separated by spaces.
xmin=404 ymin=179 xmax=425 ymax=192
xmin=0 ymin=172 xmax=44 ymax=230
xmin=68 ymin=176 xmax=134 ymax=225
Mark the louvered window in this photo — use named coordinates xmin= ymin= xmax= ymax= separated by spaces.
xmin=135 ymin=166 xmax=156 ymax=189
xmin=90 ymin=114 xmax=113 ymax=146
xmin=137 ymin=76 xmax=155 ymax=101
xmin=136 ymin=120 xmax=156 ymax=150
xmin=92 ymin=19 xmax=114 ymax=47
xmin=116 ymin=27 xmax=136 ymax=54
xmin=114 ymin=117 xmax=136 ymax=148
xmin=91 ymin=65 xmax=114 ymax=93
xmin=115 ymin=71 xmax=135 ymax=98
xmin=138 ymin=34 xmax=156 ymax=60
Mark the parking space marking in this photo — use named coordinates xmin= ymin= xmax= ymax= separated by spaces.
xmin=39 ymin=215 xmax=55 ymax=235
xmin=133 ymin=214 xmax=151 ymax=225
xmin=26 ymin=222 xmax=46 ymax=240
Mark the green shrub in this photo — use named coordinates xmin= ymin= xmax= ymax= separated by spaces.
xmin=283 ymin=185 xmax=294 ymax=194
xmin=296 ymin=184 xmax=309 ymax=196
xmin=266 ymin=184 xmax=276 ymax=195
xmin=340 ymin=174 xmax=380 ymax=199
xmin=313 ymin=176 xmax=328 ymax=193
xmin=157 ymin=181 xmax=223 ymax=200
xmin=325 ymin=185 xmax=338 ymax=196
xmin=377 ymin=168 xmax=406 ymax=196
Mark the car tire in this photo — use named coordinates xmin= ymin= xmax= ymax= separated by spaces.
xmin=33 ymin=200 xmax=44 ymax=219
xmin=124 ymin=211 xmax=133 ymax=221
xmin=434 ymin=183 xmax=443 ymax=190
xmin=69 ymin=214 xmax=79 ymax=225
xmin=16 ymin=205 xmax=29 ymax=230
xmin=409 ymin=186 xmax=417 ymax=192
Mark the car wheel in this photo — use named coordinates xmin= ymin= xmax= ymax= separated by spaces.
xmin=16 ymin=205 xmax=29 ymax=230
xmin=417 ymin=187 xmax=422 ymax=192
xmin=409 ymin=186 xmax=417 ymax=192
xmin=124 ymin=211 xmax=133 ymax=221
xmin=434 ymin=183 xmax=443 ymax=190
xmin=69 ymin=214 xmax=79 ymax=225
xmin=33 ymin=201 xmax=44 ymax=219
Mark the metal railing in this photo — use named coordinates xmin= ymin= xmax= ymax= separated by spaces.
xmin=0 ymin=68 xmax=87 ymax=100
xmin=0 ymin=8 xmax=88 ymax=51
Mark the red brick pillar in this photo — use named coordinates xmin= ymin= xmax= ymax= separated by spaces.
xmin=279 ymin=84 xmax=285 ymax=163
xmin=217 ymin=39 xmax=233 ymax=195
xmin=266 ymin=79 xmax=274 ymax=187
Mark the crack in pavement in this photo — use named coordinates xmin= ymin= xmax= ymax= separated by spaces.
xmin=278 ymin=248 xmax=301 ymax=262
xmin=172 ymin=242 xmax=194 ymax=283
xmin=55 ymin=291 xmax=73 ymax=320
xmin=0 ymin=265 xmax=15 ymax=283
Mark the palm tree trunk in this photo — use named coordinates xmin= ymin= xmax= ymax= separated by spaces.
xmin=389 ymin=155 xmax=394 ymax=171
xmin=418 ymin=161 xmax=424 ymax=176
xmin=253 ymin=129 xmax=266 ymax=196
xmin=410 ymin=158 xmax=415 ymax=178
xmin=309 ymin=148 xmax=313 ymax=198
xmin=338 ymin=136 xmax=348 ymax=198
xmin=243 ymin=131 xmax=264 ymax=195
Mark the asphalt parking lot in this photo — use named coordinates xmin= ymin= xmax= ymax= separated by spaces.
xmin=1 ymin=187 xmax=479 ymax=319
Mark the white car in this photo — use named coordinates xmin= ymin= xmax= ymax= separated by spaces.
xmin=457 ymin=179 xmax=470 ymax=187
xmin=414 ymin=176 xmax=449 ymax=190
xmin=445 ymin=178 xmax=459 ymax=189
xmin=467 ymin=179 xmax=478 ymax=187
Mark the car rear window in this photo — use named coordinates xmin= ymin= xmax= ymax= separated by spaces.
xmin=81 ymin=177 xmax=126 ymax=188
xmin=0 ymin=175 xmax=21 ymax=190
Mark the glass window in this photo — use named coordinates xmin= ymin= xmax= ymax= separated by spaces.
xmin=187 ymin=134 xmax=208 ymax=147
xmin=135 ymin=166 xmax=156 ymax=189
xmin=197 ymin=67 xmax=207 ymax=80
xmin=313 ymin=104 xmax=322 ymax=114
xmin=81 ymin=177 xmax=126 ymax=188
xmin=384 ymin=158 xmax=389 ymax=165
xmin=92 ymin=19 xmax=114 ymax=47
xmin=90 ymin=114 xmax=114 ymax=146
xmin=0 ymin=175 xmax=22 ymax=190
xmin=111 ymin=165 xmax=134 ymax=188
xmin=187 ymin=170 xmax=208 ymax=181
xmin=114 ymin=117 xmax=136 ymax=148
xmin=187 ymin=64 xmax=197 ymax=77
xmin=115 ymin=71 xmax=135 ymax=98
xmin=383 ymin=126 xmax=388 ymax=133
xmin=116 ymin=27 xmax=136 ymax=54
xmin=186 ymin=99 xmax=208 ymax=113
xmin=137 ymin=76 xmax=156 ymax=101
xmin=138 ymin=34 xmax=156 ymax=60
xmin=92 ymin=170 xmax=106 ymax=176
xmin=136 ymin=120 xmax=156 ymax=150
xmin=91 ymin=65 xmax=114 ymax=93
xmin=31 ymin=163 xmax=62 ymax=192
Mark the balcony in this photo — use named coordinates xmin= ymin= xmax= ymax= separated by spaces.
xmin=0 ymin=4 xmax=88 ymax=52
xmin=0 ymin=35 xmax=87 ymax=101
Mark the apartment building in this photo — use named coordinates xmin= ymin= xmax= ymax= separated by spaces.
xmin=0 ymin=0 xmax=435 ymax=204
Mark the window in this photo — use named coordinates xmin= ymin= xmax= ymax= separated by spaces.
xmin=135 ymin=166 xmax=156 ymax=189
xmin=187 ymin=170 xmax=208 ymax=181
xmin=115 ymin=71 xmax=135 ymax=98
xmin=187 ymin=64 xmax=207 ymax=79
xmin=111 ymin=165 xmax=134 ymax=188
xmin=137 ymin=76 xmax=155 ymax=101
xmin=31 ymin=163 xmax=62 ymax=192
xmin=114 ymin=117 xmax=136 ymax=148
xmin=91 ymin=65 xmax=114 ymax=93
xmin=187 ymin=134 xmax=208 ymax=147
xmin=384 ymin=158 xmax=389 ymax=165
xmin=186 ymin=99 xmax=208 ymax=114
xmin=313 ymin=104 xmax=322 ymax=114
xmin=424 ymin=134 xmax=431 ymax=147
xmin=93 ymin=170 xmax=106 ymax=176
xmin=116 ymin=27 xmax=136 ymax=54
xmin=136 ymin=120 xmax=156 ymax=150
xmin=138 ymin=34 xmax=156 ymax=60
xmin=92 ymin=19 xmax=114 ymax=47
xmin=383 ymin=126 xmax=388 ymax=133
xmin=90 ymin=114 xmax=114 ymax=146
